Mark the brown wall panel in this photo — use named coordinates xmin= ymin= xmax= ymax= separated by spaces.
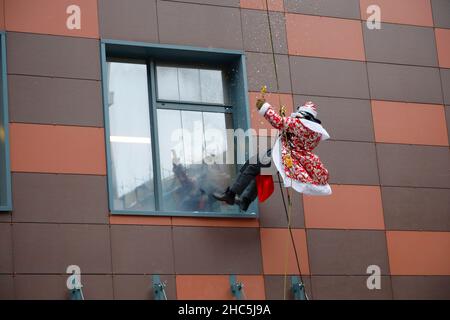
xmin=264 ymin=275 xmax=312 ymax=300
xmin=5 ymin=0 xmax=99 ymax=38
xmin=259 ymin=188 xmax=304 ymax=228
xmin=246 ymin=52 xmax=278 ymax=92
xmin=0 ymin=275 xmax=14 ymax=299
xmin=446 ymin=106 xmax=450 ymax=143
xmin=7 ymin=32 xmax=100 ymax=80
xmin=376 ymin=144 xmax=450 ymax=188
xmin=0 ymin=223 xmax=13 ymax=273
xmin=14 ymin=274 xmax=114 ymax=300
xmin=307 ymin=229 xmax=390 ymax=275
xmin=269 ymin=12 xmax=288 ymax=54
xmin=10 ymin=123 xmax=107 ymax=175
xmin=113 ymin=275 xmax=176 ymax=300
xmin=314 ymin=141 xmax=380 ymax=185
xmin=290 ymin=56 xmax=370 ymax=99
xmin=12 ymin=173 xmax=109 ymax=224
xmin=363 ymin=23 xmax=438 ymax=66
xmin=110 ymin=225 xmax=174 ymax=274
xmin=285 ymin=0 xmax=360 ymax=19
xmin=294 ymin=95 xmax=375 ymax=142
xmin=392 ymin=276 xmax=450 ymax=299
xmin=241 ymin=9 xmax=272 ymax=53
xmin=173 ymin=227 xmax=262 ymax=274
xmin=13 ymin=223 xmax=112 ymax=274
xmin=158 ymin=1 xmax=243 ymax=50
xmin=442 ymin=69 xmax=450 ymax=105
xmin=431 ymin=0 xmax=450 ymax=28
xmin=367 ymin=62 xmax=443 ymax=104
xmin=98 ymin=0 xmax=158 ymax=43
xmin=8 ymin=75 xmax=103 ymax=127
xmin=14 ymin=275 xmax=67 ymax=300
xmin=311 ymin=276 xmax=393 ymax=300
xmin=382 ymin=187 xmax=450 ymax=231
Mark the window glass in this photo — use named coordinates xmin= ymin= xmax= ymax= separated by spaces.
xmin=157 ymin=65 xmax=225 ymax=105
xmin=178 ymin=68 xmax=201 ymax=102
xmin=156 ymin=66 xmax=179 ymax=101
xmin=157 ymin=109 xmax=236 ymax=213
xmin=107 ymin=62 xmax=155 ymax=211
xmin=200 ymin=69 xmax=224 ymax=104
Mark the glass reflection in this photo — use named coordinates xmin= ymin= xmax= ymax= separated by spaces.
xmin=157 ymin=109 xmax=236 ymax=213
xmin=107 ymin=61 xmax=155 ymax=211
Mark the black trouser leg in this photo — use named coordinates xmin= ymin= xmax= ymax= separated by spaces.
xmin=229 ymin=161 xmax=261 ymax=196
xmin=241 ymin=179 xmax=258 ymax=202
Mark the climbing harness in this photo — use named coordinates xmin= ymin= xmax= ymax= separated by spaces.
xmin=263 ymin=0 xmax=309 ymax=300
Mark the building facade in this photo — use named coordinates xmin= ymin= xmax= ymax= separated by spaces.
xmin=0 ymin=0 xmax=449 ymax=299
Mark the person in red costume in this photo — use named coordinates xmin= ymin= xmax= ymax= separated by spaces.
xmin=213 ymin=97 xmax=332 ymax=211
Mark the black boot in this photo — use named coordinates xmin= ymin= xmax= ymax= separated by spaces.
xmin=235 ymin=196 xmax=251 ymax=212
xmin=212 ymin=187 xmax=236 ymax=205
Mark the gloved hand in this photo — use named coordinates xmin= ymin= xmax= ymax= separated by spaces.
xmin=256 ymin=98 xmax=266 ymax=110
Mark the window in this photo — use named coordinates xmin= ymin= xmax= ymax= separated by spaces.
xmin=101 ymin=40 xmax=254 ymax=218
xmin=0 ymin=32 xmax=12 ymax=211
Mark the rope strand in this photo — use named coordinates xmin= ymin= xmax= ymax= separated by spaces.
xmin=264 ymin=0 xmax=308 ymax=300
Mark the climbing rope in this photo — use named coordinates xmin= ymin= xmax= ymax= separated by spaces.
xmin=263 ymin=0 xmax=308 ymax=300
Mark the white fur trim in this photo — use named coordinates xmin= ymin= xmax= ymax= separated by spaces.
xmin=272 ymin=138 xmax=332 ymax=196
xmin=258 ymin=102 xmax=271 ymax=116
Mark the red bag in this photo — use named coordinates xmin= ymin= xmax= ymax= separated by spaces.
xmin=255 ymin=175 xmax=274 ymax=203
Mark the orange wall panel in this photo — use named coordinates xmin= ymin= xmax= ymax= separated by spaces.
xmin=387 ymin=231 xmax=450 ymax=275
xmin=5 ymin=0 xmax=99 ymax=38
xmin=303 ymin=185 xmax=385 ymax=230
xmin=372 ymin=101 xmax=449 ymax=146
xmin=0 ymin=0 xmax=5 ymax=30
xmin=10 ymin=123 xmax=106 ymax=175
xmin=109 ymin=215 xmax=172 ymax=226
xmin=176 ymin=275 xmax=265 ymax=300
xmin=286 ymin=14 xmax=365 ymax=61
xmin=172 ymin=217 xmax=259 ymax=228
xmin=435 ymin=28 xmax=450 ymax=68
xmin=360 ymin=0 xmax=433 ymax=27
xmin=260 ymin=228 xmax=310 ymax=275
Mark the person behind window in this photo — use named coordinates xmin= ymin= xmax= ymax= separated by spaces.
xmin=213 ymin=97 xmax=332 ymax=211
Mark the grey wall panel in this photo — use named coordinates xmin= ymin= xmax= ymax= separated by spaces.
xmin=158 ymin=1 xmax=243 ymax=50
xmin=290 ymin=56 xmax=370 ymax=99
xmin=12 ymin=173 xmax=109 ymax=224
xmin=377 ymin=144 xmax=450 ymax=188
xmin=7 ymin=33 xmax=100 ymax=80
xmin=98 ymin=0 xmax=158 ymax=42
xmin=363 ymin=23 xmax=438 ymax=67
xmin=307 ymin=229 xmax=390 ymax=275
xmin=173 ymin=226 xmax=262 ymax=274
xmin=367 ymin=63 xmax=443 ymax=104
xmin=9 ymin=75 xmax=103 ymax=127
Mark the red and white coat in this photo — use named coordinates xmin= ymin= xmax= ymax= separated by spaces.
xmin=259 ymin=102 xmax=332 ymax=195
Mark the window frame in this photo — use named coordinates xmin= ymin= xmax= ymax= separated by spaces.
xmin=101 ymin=39 xmax=257 ymax=218
xmin=0 ymin=31 xmax=12 ymax=212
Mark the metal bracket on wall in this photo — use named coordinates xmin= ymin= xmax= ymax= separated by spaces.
xmin=229 ymin=275 xmax=245 ymax=300
xmin=291 ymin=276 xmax=307 ymax=300
xmin=152 ymin=275 xmax=168 ymax=300
xmin=68 ymin=279 xmax=84 ymax=300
